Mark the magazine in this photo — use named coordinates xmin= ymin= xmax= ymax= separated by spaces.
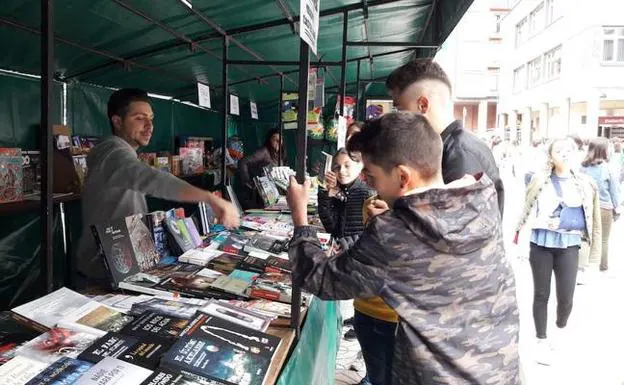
xmin=199 ymin=300 xmax=273 ymax=332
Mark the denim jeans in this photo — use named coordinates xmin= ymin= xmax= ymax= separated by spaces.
xmin=353 ymin=310 xmax=397 ymax=385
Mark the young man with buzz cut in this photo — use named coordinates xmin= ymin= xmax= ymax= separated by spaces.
xmin=286 ymin=112 xmax=520 ymax=385
xmin=386 ymin=59 xmax=504 ymax=217
xmin=77 ymin=88 xmax=240 ymax=285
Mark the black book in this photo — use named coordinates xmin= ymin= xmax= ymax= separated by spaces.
xmin=25 ymin=357 xmax=92 ymax=385
xmin=130 ymin=298 xmax=204 ymax=320
xmin=0 ymin=311 xmax=40 ymax=366
xmin=155 ymin=270 xmax=240 ymax=301
xmin=119 ymin=312 xmax=190 ymax=340
xmin=181 ymin=313 xmax=280 ymax=359
xmin=265 ymin=256 xmax=292 ymax=274
xmin=236 ymin=256 xmax=268 ymax=274
xmin=141 ymin=369 xmax=228 ymax=385
xmin=78 ymin=332 xmax=172 ymax=370
xmin=207 ymin=253 xmax=245 ymax=275
xmin=161 ymin=335 xmax=271 ymax=385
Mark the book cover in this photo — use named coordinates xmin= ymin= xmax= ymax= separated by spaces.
xmin=141 ymin=369 xmax=227 ymax=385
xmin=317 ymin=152 xmax=332 ymax=185
xmin=0 ymin=356 xmax=47 ymax=385
xmin=77 ymin=332 xmax=170 ymax=370
xmin=119 ymin=312 xmax=190 ymax=340
xmin=236 ymin=256 xmax=268 ymax=275
xmin=217 ymin=234 xmax=250 ymax=256
xmin=126 ymin=214 xmax=161 ymax=271
xmin=145 ymin=211 xmax=172 ymax=261
xmin=224 ymin=300 xmax=294 ymax=320
xmin=155 ymin=157 xmax=171 ymax=173
xmin=209 ymin=270 xmax=258 ymax=297
xmin=16 ymin=328 xmax=99 ymax=364
xmin=247 ymin=271 xmax=293 ymax=304
xmin=164 ymin=210 xmax=195 ymax=254
xmin=25 ymin=356 xmax=92 ymax=385
xmin=57 ymin=302 xmax=134 ymax=337
xmin=75 ymin=357 xmax=152 ymax=385
xmin=155 ymin=269 xmax=238 ymax=300
xmin=22 ymin=150 xmax=41 ymax=196
xmin=208 ymin=253 xmax=245 ymax=275
xmin=0 ymin=150 xmax=24 ymax=203
xmin=0 ymin=311 xmax=40 ymax=366
xmin=179 ymin=147 xmax=204 ymax=176
xmin=161 ymin=336 xmax=270 ymax=385
xmin=181 ymin=313 xmax=280 ymax=358
xmin=178 ymin=248 xmax=222 ymax=267
xmin=130 ymin=298 xmax=204 ymax=320
xmin=199 ymin=300 xmax=272 ymax=332
xmin=93 ymin=218 xmax=141 ymax=286
xmin=183 ymin=218 xmax=203 ymax=248
xmin=264 ymin=256 xmax=292 ymax=274
xmin=11 ymin=287 xmax=92 ymax=330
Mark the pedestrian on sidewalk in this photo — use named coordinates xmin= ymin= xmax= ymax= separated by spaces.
xmin=581 ymin=137 xmax=621 ymax=273
xmin=515 ymin=138 xmax=602 ymax=366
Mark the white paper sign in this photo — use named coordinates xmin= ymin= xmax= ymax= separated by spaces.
xmin=197 ymin=83 xmax=211 ymax=108
xmin=300 ymin=0 xmax=320 ymax=55
xmin=250 ymin=101 xmax=258 ymax=120
xmin=337 ymin=116 xmax=347 ymax=149
xmin=230 ymin=94 xmax=239 ymax=116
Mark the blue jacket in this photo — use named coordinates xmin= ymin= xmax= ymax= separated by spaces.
xmin=581 ymin=163 xmax=621 ymax=210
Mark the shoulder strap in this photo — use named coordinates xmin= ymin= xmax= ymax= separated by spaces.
xmin=550 ymin=174 xmax=564 ymax=198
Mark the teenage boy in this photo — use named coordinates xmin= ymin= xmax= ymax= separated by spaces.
xmin=287 ymin=112 xmax=520 ymax=385
xmin=77 ymin=88 xmax=239 ymax=284
xmin=385 ymin=59 xmax=504 ymax=216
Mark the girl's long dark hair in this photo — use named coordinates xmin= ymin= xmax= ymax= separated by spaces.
xmin=264 ymin=128 xmax=286 ymax=164
xmin=582 ymin=137 xmax=609 ymax=167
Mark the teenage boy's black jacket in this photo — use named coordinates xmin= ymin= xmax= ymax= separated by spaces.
xmin=317 ymin=178 xmax=374 ymax=238
xmin=441 ymin=120 xmax=504 ymax=216
xmin=290 ymin=174 xmax=520 ymax=385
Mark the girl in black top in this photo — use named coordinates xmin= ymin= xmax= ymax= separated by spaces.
xmin=318 ymin=148 xmax=374 ymax=239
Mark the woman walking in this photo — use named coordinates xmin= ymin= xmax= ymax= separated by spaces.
xmin=581 ymin=137 xmax=621 ymax=272
xmin=515 ymin=138 xmax=601 ymax=366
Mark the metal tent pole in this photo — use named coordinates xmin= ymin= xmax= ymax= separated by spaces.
xmin=40 ymin=0 xmax=54 ymax=294
xmin=355 ymin=60 xmax=361 ymax=120
xmin=291 ymin=39 xmax=310 ymax=339
xmin=278 ymin=74 xmax=284 ymax=166
xmin=338 ymin=10 xmax=348 ymax=116
xmin=221 ymin=36 xmax=229 ymax=194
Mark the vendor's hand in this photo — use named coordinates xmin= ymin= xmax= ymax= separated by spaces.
xmin=367 ymin=198 xmax=389 ymax=218
xmin=325 ymin=171 xmax=338 ymax=197
xmin=213 ymin=199 xmax=240 ymax=229
xmin=287 ymin=176 xmax=310 ymax=226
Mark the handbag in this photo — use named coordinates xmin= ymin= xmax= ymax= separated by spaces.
xmin=550 ymin=175 xmax=586 ymax=231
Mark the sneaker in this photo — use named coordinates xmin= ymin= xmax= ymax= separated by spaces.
xmin=535 ymin=339 xmax=553 ymax=366
xmin=344 ymin=329 xmax=357 ymax=341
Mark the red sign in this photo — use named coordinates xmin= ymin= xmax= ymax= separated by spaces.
xmin=599 ymin=116 xmax=624 ymax=125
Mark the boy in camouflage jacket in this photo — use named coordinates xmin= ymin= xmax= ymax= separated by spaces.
xmin=287 ymin=112 xmax=520 ymax=385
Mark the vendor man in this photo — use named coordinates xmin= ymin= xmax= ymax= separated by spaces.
xmin=77 ymin=88 xmax=239 ymax=285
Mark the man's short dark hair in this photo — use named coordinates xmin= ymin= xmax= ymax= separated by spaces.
xmin=347 ymin=112 xmax=442 ymax=180
xmin=385 ymin=59 xmax=452 ymax=94
xmin=107 ymin=88 xmax=151 ymax=133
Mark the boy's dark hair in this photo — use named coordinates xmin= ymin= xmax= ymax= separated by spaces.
xmin=347 ymin=112 xmax=442 ymax=180
xmin=582 ymin=137 xmax=609 ymax=167
xmin=107 ymin=88 xmax=151 ymax=134
xmin=385 ymin=59 xmax=452 ymax=95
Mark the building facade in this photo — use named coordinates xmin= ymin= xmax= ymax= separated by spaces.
xmin=435 ymin=0 xmax=511 ymax=134
xmin=497 ymin=0 xmax=624 ymax=143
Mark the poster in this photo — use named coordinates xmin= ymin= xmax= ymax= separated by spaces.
xmin=365 ymin=99 xmax=395 ymax=120
xmin=281 ymin=93 xmax=299 ymax=129
xmin=229 ymin=94 xmax=239 ymax=116
xmin=197 ymin=83 xmax=211 ymax=109
xmin=250 ymin=101 xmax=258 ymax=120
xmin=299 ymin=0 xmax=320 ymax=55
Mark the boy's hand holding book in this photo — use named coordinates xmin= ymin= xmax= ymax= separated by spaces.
xmin=287 ymin=176 xmax=311 ymax=227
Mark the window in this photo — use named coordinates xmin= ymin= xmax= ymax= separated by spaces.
xmin=545 ymin=0 xmax=559 ymax=25
xmin=527 ymin=56 xmax=543 ymax=86
xmin=513 ymin=65 xmax=526 ymax=92
xmin=515 ymin=18 xmax=528 ymax=47
xmin=602 ymin=27 xmax=624 ymax=64
xmin=529 ymin=3 xmax=545 ymax=35
xmin=544 ymin=45 xmax=562 ymax=79
xmin=488 ymin=68 xmax=500 ymax=92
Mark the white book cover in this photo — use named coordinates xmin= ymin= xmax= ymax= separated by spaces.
xmin=57 ymin=302 xmax=133 ymax=337
xmin=75 ymin=357 xmax=152 ymax=385
xmin=11 ymin=287 xmax=92 ymax=329
xmin=0 ymin=356 xmax=47 ymax=385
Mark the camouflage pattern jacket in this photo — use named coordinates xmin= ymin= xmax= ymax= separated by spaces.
xmin=290 ymin=175 xmax=520 ymax=385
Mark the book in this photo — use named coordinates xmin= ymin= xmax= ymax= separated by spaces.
xmin=155 ymin=157 xmax=171 ymax=173
xmin=236 ymin=256 xmax=268 ymax=274
xmin=145 ymin=211 xmax=172 ymax=261
xmin=57 ymin=302 xmax=134 ymax=337
xmin=181 ymin=313 xmax=280 ymax=358
xmin=126 ymin=214 xmax=162 ymax=271
xmin=119 ymin=312 xmax=190 ymax=340
xmin=161 ymin=335 xmax=270 ymax=385
xmin=22 ymin=150 xmax=41 ymax=196
xmin=155 ymin=268 xmax=239 ymax=300
xmin=11 ymin=287 xmax=92 ymax=331
xmin=247 ymin=272 xmax=293 ymax=304
xmin=25 ymin=356 xmax=93 ymax=385
xmin=169 ymin=155 xmax=181 ymax=176
xmin=0 ymin=148 xmax=24 ymax=203
xmin=130 ymin=298 xmax=206 ymax=320
xmin=244 ymin=234 xmax=288 ymax=256
xmin=0 ymin=312 xmax=41 ymax=366
xmin=264 ymin=256 xmax=292 ymax=274
xmin=141 ymin=369 xmax=227 ymax=385
xmin=16 ymin=328 xmax=98 ymax=364
xmin=184 ymin=218 xmax=203 ymax=248
xmin=0 ymin=356 xmax=47 ymax=385
xmin=317 ymin=151 xmax=332 ymax=185
xmin=199 ymin=300 xmax=273 ymax=332
xmin=78 ymin=332 xmax=171 ymax=370
xmin=209 ymin=270 xmax=259 ymax=297
xmin=164 ymin=210 xmax=195 ymax=254
xmin=207 ymin=253 xmax=245 ymax=275
xmin=178 ymin=248 xmax=222 ymax=266
xmin=222 ymin=300 xmax=295 ymax=320
xmin=93 ymin=294 xmax=153 ymax=314
xmin=179 ymin=147 xmax=204 ymax=176
xmin=75 ymin=357 xmax=152 ymax=385
xmin=216 ymin=234 xmax=250 ymax=256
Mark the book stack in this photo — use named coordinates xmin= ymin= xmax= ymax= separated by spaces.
xmin=0 ymin=148 xmax=24 ymax=203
